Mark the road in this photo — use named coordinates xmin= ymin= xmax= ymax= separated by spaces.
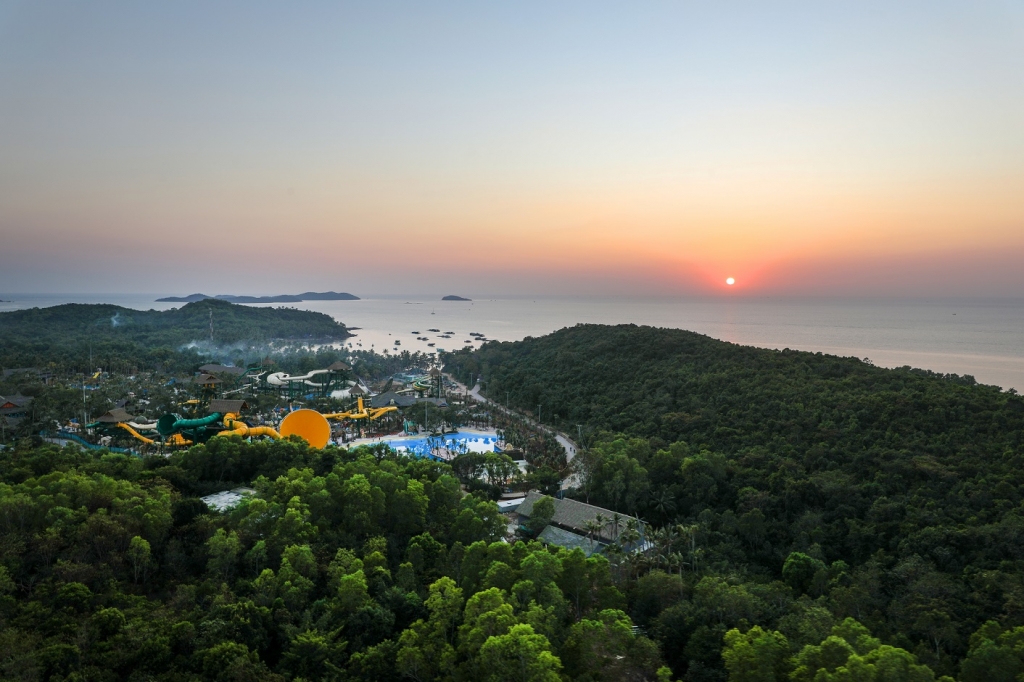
xmin=449 ymin=375 xmax=580 ymax=489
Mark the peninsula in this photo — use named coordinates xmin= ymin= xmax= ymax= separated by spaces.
xmin=157 ymin=291 xmax=360 ymax=303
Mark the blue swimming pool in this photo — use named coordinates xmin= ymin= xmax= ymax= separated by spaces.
xmin=383 ymin=432 xmax=500 ymax=458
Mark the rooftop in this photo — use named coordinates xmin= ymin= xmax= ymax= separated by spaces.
xmin=537 ymin=525 xmax=601 ymax=557
xmin=198 ymin=364 xmax=246 ymax=376
xmin=517 ymin=491 xmax=641 ymax=543
xmin=95 ymin=407 xmax=134 ymax=423
xmin=208 ymin=399 xmax=248 ymax=415
xmin=201 ymin=487 xmax=257 ymax=511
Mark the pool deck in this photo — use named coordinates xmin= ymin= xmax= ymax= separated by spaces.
xmin=344 ymin=427 xmax=500 ymax=461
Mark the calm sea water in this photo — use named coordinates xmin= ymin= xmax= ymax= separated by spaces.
xmin=2 ymin=293 xmax=1022 ymax=392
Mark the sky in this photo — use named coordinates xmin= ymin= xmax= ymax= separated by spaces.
xmin=1 ymin=1 xmax=1023 ymax=297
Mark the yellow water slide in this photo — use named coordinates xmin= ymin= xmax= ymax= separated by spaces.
xmin=322 ymin=397 xmax=399 ymax=421
xmin=116 ymin=423 xmax=193 ymax=446
xmin=214 ymin=413 xmax=282 ymax=440
xmin=116 ymin=423 xmax=155 ymax=444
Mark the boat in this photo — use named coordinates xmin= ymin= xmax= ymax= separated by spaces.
xmin=411 ymin=331 xmax=419 ymax=334
xmin=428 ymin=328 xmax=439 ymax=332
xmin=427 ymin=343 xmax=435 ymax=347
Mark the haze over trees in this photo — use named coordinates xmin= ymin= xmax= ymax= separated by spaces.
xmin=0 ymin=299 xmax=351 ymax=371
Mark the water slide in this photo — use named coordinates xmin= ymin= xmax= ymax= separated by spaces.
xmin=116 ymin=423 xmax=156 ymax=444
xmin=214 ymin=413 xmax=282 ymax=440
xmin=157 ymin=412 xmax=223 ymax=437
xmin=322 ymin=397 xmax=399 ymax=421
xmin=127 ymin=421 xmax=159 ymax=431
xmin=266 ymin=369 xmax=331 ymax=387
xmin=50 ymin=431 xmax=133 ymax=454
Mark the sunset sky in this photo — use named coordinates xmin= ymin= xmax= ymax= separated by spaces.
xmin=1 ymin=1 xmax=1022 ymax=296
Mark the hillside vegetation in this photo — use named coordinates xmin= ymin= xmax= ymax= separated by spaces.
xmin=0 ymin=440 xmax=670 ymax=681
xmin=0 ymin=299 xmax=350 ymax=370
xmin=447 ymin=324 xmax=1024 ymax=678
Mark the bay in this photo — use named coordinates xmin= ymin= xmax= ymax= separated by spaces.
xmin=2 ymin=293 xmax=1022 ymax=392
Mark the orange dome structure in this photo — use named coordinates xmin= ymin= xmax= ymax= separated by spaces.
xmin=279 ymin=409 xmax=331 ymax=449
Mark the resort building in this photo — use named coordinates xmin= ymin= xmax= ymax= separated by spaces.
xmin=514 ymin=491 xmax=648 ymax=556
xmin=0 ymin=394 xmax=32 ymax=428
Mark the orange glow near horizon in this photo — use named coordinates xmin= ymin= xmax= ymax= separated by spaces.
xmin=1 ymin=4 xmax=1023 ymax=295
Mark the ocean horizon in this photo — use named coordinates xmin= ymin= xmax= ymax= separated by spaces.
xmin=2 ymin=292 xmax=1022 ymax=393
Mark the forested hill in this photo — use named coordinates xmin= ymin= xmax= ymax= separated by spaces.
xmin=448 ymin=324 xmax=1024 ymax=676
xmin=452 ymin=323 xmax=1021 ymax=454
xmin=0 ymin=298 xmax=350 ymax=369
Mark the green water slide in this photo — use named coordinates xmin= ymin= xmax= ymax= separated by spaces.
xmin=157 ymin=412 xmax=222 ymax=437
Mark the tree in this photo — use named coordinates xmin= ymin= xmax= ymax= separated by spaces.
xmin=526 ymin=496 xmax=555 ymax=537
xmin=477 ymin=623 xmax=562 ymax=682
xmin=206 ymin=528 xmax=241 ymax=580
xmin=126 ymin=535 xmax=151 ymax=584
xmin=782 ymin=552 xmax=825 ymax=595
xmin=722 ymin=626 xmax=790 ymax=682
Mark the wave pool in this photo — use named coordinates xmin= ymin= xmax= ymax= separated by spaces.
xmin=382 ymin=432 xmax=499 ymax=459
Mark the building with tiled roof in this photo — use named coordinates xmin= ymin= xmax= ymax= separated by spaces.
xmin=516 ymin=491 xmax=646 ymax=547
xmin=199 ymin=364 xmax=246 ymax=376
xmin=208 ymin=399 xmax=248 ymax=415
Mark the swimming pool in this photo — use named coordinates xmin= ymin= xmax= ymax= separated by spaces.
xmin=382 ymin=432 xmax=500 ymax=458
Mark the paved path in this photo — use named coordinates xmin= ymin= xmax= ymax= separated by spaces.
xmin=449 ymin=375 xmax=580 ymax=488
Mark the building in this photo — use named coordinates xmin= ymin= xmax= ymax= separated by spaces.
xmin=2 ymin=368 xmax=54 ymax=384
xmin=192 ymin=374 xmax=223 ymax=389
xmin=208 ymin=399 xmax=248 ymax=415
xmin=94 ymin=408 xmax=134 ymax=424
xmin=0 ymin=394 xmax=32 ymax=428
xmin=370 ymin=391 xmax=448 ymax=409
xmin=514 ymin=491 xmax=648 ymax=555
xmin=201 ymin=487 xmax=257 ymax=512
xmin=198 ymin=364 xmax=246 ymax=377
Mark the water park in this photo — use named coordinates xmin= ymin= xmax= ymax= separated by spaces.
xmin=41 ymin=358 xmax=494 ymax=456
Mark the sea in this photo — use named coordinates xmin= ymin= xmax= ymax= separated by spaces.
xmin=2 ymin=293 xmax=1022 ymax=393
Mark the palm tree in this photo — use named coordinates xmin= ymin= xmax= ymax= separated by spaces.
xmin=676 ymin=523 xmax=700 ymax=572
xmin=583 ymin=519 xmax=601 ymax=553
xmin=651 ymin=489 xmax=677 ymax=520
xmin=667 ymin=551 xmax=685 ymax=597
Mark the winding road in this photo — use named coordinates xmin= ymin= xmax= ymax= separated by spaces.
xmin=448 ymin=375 xmax=580 ymax=489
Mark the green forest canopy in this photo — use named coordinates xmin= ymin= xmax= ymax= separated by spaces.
xmin=443 ymin=324 xmax=1024 ymax=677
xmin=3 ymin=322 xmax=1024 ymax=679
xmin=0 ymin=299 xmax=351 ymax=370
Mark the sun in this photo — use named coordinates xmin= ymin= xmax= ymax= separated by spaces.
xmin=726 ymin=277 xmax=735 ymax=286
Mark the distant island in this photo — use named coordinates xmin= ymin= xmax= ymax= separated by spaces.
xmin=157 ymin=291 xmax=360 ymax=303
xmin=442 ymin=295 xmax=472 ymax=301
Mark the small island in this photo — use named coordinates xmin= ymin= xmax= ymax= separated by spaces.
xmin=442 ymin=295 xmax=472 ymax=301
xmin=157 ymin=291 xmax=360 ymax=303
